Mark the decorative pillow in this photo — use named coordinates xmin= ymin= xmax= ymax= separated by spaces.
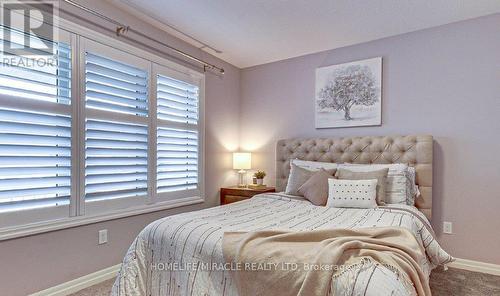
xmin=285 ymin=163 xmax=314 ymax=196
xmin=406 ymin=166 xmax=418 ymax=205
xmin=339 ymin=163 xmax=409 ymax=204
xmin=327 ymin=179 xmax=378 ymax=208
xmin=335 ymin=168 xmax=388 ymax=205
xmin=291 ymin=159 xmax=338 ymax=171
xmin=297 ymin=168 xmax=336 ymax=206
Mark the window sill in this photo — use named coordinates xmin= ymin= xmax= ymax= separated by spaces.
xmin=0 ymin=196 xmax=204 ymax=241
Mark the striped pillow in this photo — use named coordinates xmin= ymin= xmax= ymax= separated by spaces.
xmin=406 ymin=166 xmax=418 ymax=205
xmin=339 ymin=163 xmax=409 ymax=204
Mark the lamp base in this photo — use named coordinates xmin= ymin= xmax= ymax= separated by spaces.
xmin=237 ymin=170 xmax=247 ymax=188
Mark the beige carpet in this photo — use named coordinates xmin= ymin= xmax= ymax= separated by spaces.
xmin=69 ymin=278 xmax=115 ymax=296
xmin=69 ymin=267 xmax=500 ymax=295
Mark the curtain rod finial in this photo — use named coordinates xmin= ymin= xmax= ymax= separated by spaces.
xmin=116 ymin=26 xmax=129 ymax=36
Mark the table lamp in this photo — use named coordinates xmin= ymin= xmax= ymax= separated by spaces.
xmin=233 ymin=152 xmax=251 ymax=187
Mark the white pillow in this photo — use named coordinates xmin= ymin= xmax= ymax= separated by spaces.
xmin=339 ymin=163 xmax=409 ymax=204
xmin=291 ymin=159 xmax=338 ymax=171
xmin=327 ymin=179 xmax=378 ymax=209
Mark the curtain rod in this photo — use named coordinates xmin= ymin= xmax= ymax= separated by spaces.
xmin=61 ymin=0 xmax=225 ymax=74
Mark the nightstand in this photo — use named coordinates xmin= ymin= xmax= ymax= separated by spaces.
xmin=220 ymin=186 xmax=276 ymax=205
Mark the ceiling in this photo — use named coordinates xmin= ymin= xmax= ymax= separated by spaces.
xmin=110 ymin=0 xmax=500 ymax=68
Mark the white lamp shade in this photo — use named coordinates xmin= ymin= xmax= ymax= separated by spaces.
xmin=233 ymin=152 xmax=251 ymax=170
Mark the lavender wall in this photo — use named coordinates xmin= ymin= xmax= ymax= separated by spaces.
xmin=240 ymin=14 xmax=500 ymax=264
xmin=0 ymin=1 xmax=240 ymax=295
xmin=1 ymin=5 xmax=498 ymax=295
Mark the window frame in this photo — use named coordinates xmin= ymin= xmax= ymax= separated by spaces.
xmin=0 ymin=16 xmax=205 ymax=240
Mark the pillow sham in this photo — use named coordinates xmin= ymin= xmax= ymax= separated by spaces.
xmin=291 ymin=159 xmax=338 ymax=171
xmin=297 ymin=168 xmax=336 ymax=206
xmin=339 ymin=163 xmax=409 ymax=204
xmin=327 ymin=179 xmax=378 ymax=209
xmin=342 ymin=164 xmax=419 ymax=205
xmin=285 ymin=163 xmax=314 ymax=196
xmin=335 ymin=168 xmax=388 ymax=205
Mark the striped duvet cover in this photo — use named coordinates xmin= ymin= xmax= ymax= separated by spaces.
xmin=112 ymin=193 xmax=452 ymax=296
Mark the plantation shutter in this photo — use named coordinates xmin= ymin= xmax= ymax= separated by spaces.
xmin=85 ymin=53 xmax=148 ymax=116
xmin=0 ymin=108 xmax=71 ymax=209
xmin=156 ymin=73 xmax=200 ymax=194
xmin=157 ymin=75 xmax=198 ymax=124
xmin=85 ymin=119 xmax=148 ymax=201
xmin=0 ymin=26 xmax=71 ymax=104
xmin=0 ymin=26 xmax=72 ymax=211
xmin=84 ymin=49 xmax=149 ymax=202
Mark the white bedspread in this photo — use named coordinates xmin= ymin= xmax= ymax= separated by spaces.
xmin=112 ymin=193 xmax=453 ymax=296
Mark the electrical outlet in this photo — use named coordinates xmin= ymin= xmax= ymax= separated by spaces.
xmin=98 ymin=229 xmax=108 ymax=244
xmin=443 ymin=222 xmax=453 ymax=234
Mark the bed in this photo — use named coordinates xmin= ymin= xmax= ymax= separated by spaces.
xmin=112 ymin=135 xmax=453 ymax=296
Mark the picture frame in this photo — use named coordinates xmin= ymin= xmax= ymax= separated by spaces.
xmin=315 ymin=57 xmax=382 ymax=128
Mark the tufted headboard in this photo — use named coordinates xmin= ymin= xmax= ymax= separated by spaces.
xmin=276 ymin=135 xmax=433 ymax=219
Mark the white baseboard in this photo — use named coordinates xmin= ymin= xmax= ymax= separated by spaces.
xmin=30 ymin=264 xmax=121 ymax=296
xmin=448 ymin=258 xmax=500 ymax=276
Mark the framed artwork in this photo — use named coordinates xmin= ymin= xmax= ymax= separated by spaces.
xmin=315 ymin=57 xmax=382 ymax=128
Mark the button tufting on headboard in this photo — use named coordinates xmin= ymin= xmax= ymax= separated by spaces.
xmin=276 ymin=135 xmax=433 ymax=220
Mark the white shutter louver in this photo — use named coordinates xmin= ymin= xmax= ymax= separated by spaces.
xmin=84 ymin=51 xmax=149 ymax=201
xmin=0 ymin=108 xmax=71 ymax=210
xmin=156 ymin=74 xmax=199 ymax=193
xmin=157 ymin=127 xmax=198 ymax=193
xmin=0 ymin=26 xmax=71 ymax=104
xmin=85 ymin=52 xmax=148 ymax=116
xmin=157 ymin=75 xmax=198 ymax=124
xmin=85 ymin=120 xmax=148 ymax=201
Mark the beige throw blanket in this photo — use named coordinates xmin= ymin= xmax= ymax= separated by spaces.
xmin=222 ymin=227 xmax=431 ymax=296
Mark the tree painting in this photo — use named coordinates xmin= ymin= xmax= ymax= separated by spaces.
xmin=315 ymin=57 xmax=382 ymax=128
xmin=317 ymin=64 xmax=379 ymax=120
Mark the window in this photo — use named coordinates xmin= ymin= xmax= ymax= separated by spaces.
xmin=155 ymin=69 xmax=201 ymax=198
xmin=0 ymin=26 xmax=73 ymax=227
xmin=82 ymin=39 xmax=152 ymax=214
xmin=0 ymin=20 xmax=204 ymax=234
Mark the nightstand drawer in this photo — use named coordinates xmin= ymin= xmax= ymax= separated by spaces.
xmin=224 ymin=195 xmax=251 ymax=204
xmin=220 ymin=186 xmax=275 ymax=205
